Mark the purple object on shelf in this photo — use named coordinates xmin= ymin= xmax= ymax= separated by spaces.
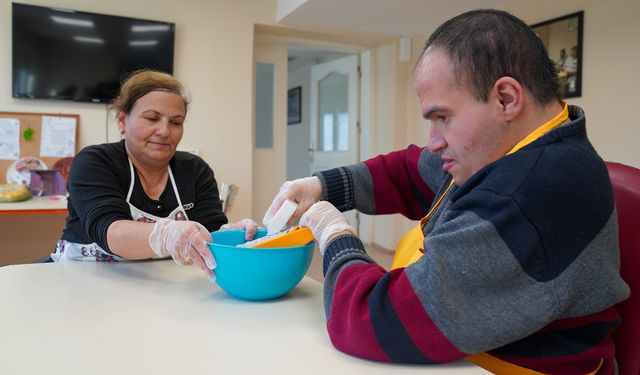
xmin=29 ymin=169 xmax=66 ymax=196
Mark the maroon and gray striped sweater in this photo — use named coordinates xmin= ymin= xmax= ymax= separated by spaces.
xmin=315 ymin=106 xmax=629 ymax=374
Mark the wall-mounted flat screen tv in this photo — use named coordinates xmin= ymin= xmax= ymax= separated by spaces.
xmin=12 ymin=3 xmax=175 ymax=103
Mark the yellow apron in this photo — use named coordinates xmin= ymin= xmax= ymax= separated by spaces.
xmin=390 ymin=104 xmax=602 ymax=374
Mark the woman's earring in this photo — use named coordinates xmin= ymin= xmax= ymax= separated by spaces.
xmin=119 ymin=128 xmax=125 ymax=135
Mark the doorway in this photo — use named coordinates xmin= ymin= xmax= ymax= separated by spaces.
xmin=253 ymin=27 xmax=377 ymax=244
xmin=286 ymin=47 xmax=353 ymax=179
xmin=287 ymin=48 xmax=363 ymax=229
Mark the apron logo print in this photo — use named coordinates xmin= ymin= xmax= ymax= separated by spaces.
xmin=136 ymin=216 xmax=156 ymax=223
xmin=182 ymin=202 xmax=194 ymax=210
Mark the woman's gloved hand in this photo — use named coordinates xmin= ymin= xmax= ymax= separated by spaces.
xmin=219 ymin=218 xmax=259 ymax=240
xmin=263 ymin=176 xmax=322 ymax=227
xmin=299 ymin=201 xmax=355 ymax=254
xmin=149 ymin=218 xmax=216 ymax=282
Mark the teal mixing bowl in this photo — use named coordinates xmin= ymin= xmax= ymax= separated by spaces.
xmin=208 ymin=229 xmax=314 ymax=301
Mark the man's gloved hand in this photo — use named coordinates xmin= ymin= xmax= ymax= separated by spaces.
xmin=219 ymin=218 xmax=259 ymax=240
xmin=149 ymin=218 xmax=216 ymax=282
xmin=263 ymin=176 xmax=322 ymax=227
xmin=299 ymin=201 xmax=355 ymax=254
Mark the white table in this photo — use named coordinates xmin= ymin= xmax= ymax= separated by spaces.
xmin=0 ymin=261 xmax=488 ymax=374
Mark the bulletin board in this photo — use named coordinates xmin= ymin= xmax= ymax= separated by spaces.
xmin=0 ymin=112 xmax=79 ymax=184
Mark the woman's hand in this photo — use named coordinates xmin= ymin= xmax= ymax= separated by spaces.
xmin=219 ymin=218 xmax=259 ymax=240
xmin=149 ymin=218 xmax=216 ymax=282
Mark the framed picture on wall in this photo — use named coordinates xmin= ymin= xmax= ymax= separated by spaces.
xmin=531 ymin=11 xmax=584 ymax=98
xmin=287 ymin=86 xmax=302 ymax=125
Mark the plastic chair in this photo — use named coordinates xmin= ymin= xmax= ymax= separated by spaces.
xmin=219 ymin=182 xmax=238 ymax=215
xmin=606 ymin=161 xmax=640 ymax=375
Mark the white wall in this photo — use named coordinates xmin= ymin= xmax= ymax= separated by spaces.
xmin=405 ymin=0 xmax=640 ymax=169
xmin=368 ymin=42 xmax=421 ymax=250
xmin=567 ymin=0 xmax=640 ymax=167
xmin=380 ymin=0 xmax=640 ymax=249
xmin=1 ymin=0 xmax=277 ymax=262
xmin=1 ymin=0 xmax=278 ymax=220
xmin=252 ymin=40 xmax=288 ymax=222
xmin=370 ymin=44 xmax=399 ymax=250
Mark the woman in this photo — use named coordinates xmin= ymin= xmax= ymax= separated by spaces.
xmin=53 ymin=70 xmax=254 ymax=281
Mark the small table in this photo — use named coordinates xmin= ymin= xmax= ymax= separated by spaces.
xmin=0 ymin=196 xmax=68 ymax=215
xmin=0 ymin=261 xmax=488 ymax=374
xmin=0 ymin=197 xmax=68 ymax=264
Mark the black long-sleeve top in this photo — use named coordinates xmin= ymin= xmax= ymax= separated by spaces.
xmin=61 ymin=140 xmax=228 ymax=254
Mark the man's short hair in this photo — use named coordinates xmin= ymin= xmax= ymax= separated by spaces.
xmin=421 ymin=9 xmax=559 ymax=105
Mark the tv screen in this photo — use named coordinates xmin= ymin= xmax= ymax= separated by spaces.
xmin=12 ymin=3 xmax=175 ymax=103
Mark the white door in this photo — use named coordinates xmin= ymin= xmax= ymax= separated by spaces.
xmin=310 ymin=54 xmax=359 ymax=228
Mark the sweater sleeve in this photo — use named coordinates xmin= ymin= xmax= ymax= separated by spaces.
xmin=322 ymin=235 xmax=466 ymax=363
xmin=316 ymin=145 xmax=439 ymax=220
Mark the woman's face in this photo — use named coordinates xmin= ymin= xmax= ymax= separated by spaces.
xmin=118 ymin=91 xmax=186 ymax=169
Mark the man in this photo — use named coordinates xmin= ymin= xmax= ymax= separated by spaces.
xmin=563 ymin=46 xmax=579 ymax=93
xmin=555 ymin=48 xmax=567 ymax=71
xmin=264 ymin=9 xmax=628 ymax=374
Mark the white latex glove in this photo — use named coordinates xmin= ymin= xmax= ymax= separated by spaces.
xmin=263 ymin=176 xmax=322 ymax=227
xmin=299 ymin=201 xmax=356 ymax=254
xmin=149 ymin=218 xmax=216 ymax=282
xmin=219 ymin=218 xmax=259 ymax=240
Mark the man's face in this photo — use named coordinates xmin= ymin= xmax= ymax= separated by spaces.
xmin=413 ymin=49 xmax=512 ymax=185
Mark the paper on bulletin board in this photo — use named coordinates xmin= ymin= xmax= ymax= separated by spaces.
xmin=40 ymin=116 xmax=76 ymax=157
xmin=0 ymin=118 xmax=20 ymax=160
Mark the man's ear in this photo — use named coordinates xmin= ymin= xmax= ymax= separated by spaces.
xmin=492 ymin=77 xmax=523 ymax=121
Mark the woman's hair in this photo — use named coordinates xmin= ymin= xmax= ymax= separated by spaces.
xmin=110 ymin=69 xmax=191 ymax=115
xmin=420 ymin=9 xmax=560 ymax=105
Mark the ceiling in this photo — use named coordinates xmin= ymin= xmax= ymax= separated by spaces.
xmin=280 ymin=0 xmax=585 ymax=70
xmin=277 ymin=0 xmax=580 ymax=38
xmin=287 ymin=46 xmax=350 ymax=71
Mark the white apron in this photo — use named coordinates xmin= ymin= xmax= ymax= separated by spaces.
xmin=52 ymin=159 xmax=189 ymax=262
